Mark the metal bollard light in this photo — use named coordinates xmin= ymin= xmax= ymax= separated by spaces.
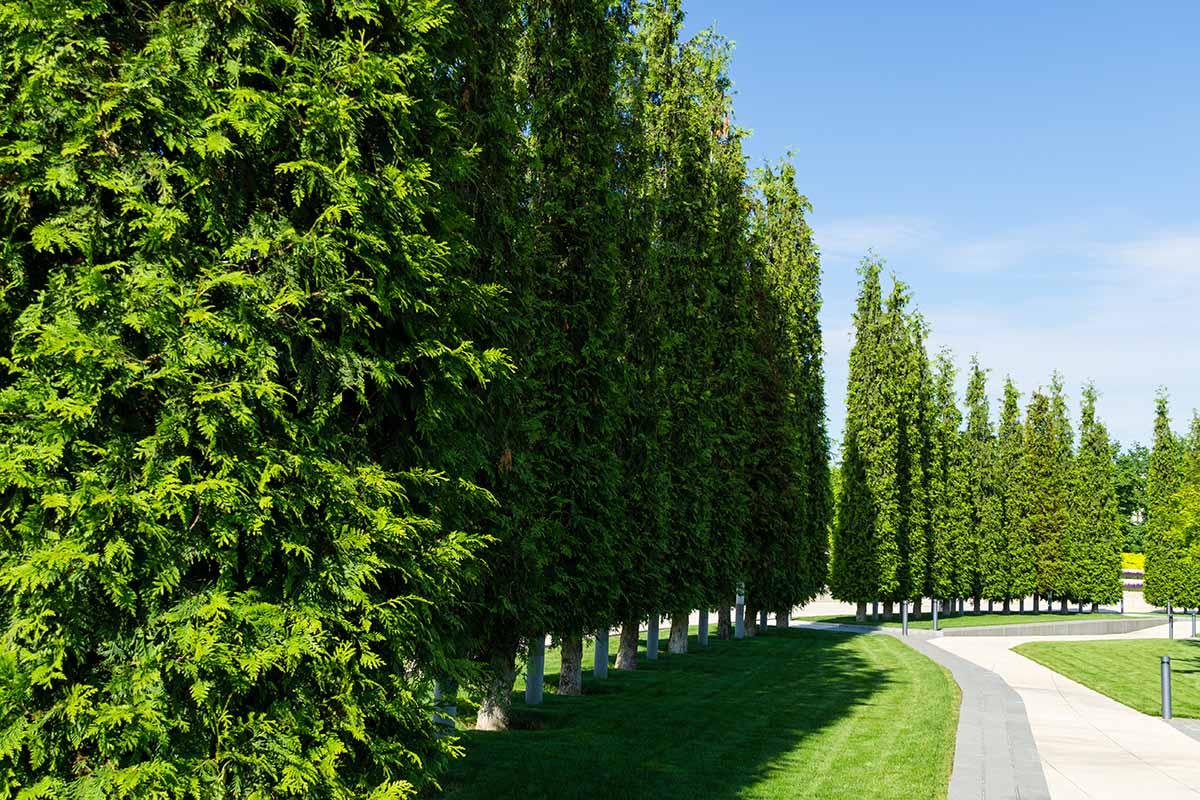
xmin=1162 ymin=656 xmax=1173 ymax=719
xmin=1193 ymin=610 xmax=1197 ymax=639
xmin=933 ymin=599 xmax=940 ymax=632
xmin=1169 ymin=603 xmax=1175 ymax=641
xmin=901 ymin=600 xmax=909 ymax=636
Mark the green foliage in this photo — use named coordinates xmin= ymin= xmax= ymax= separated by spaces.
xmin=1021 ymin=380 xmax=1073 ymax=600
xmin=999 ymin=378 xmax=1034 ymax=601
xmin=966 ymin=360 xmax=1004 ymax=602
xmin=1114 ymin=443 xmax=1149 ymax=553
xmin=831 ymin=261 xmax=888 ymax=603
xmin=927 ymin=353 xmax=970 ymax=600
xmin=744 ymin=159 xmax=831 ymax=612
xmin=0 ymin=0 xmax=506 ymax=796
xmin=1144 ymin=391 xmax=1185 ymax=607
xmin=1065 ymin=384 xmax=1123 ymax=604
xmin=831 ymin=263 xmax=927 ymax=604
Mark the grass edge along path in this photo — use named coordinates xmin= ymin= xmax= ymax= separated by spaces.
xmin=443 ymin=629 xmax=960 ymax=800
xmin=1014 ymin=638 xmax=1200 ymax=719
xmin=797 ymin=610 xmax=1150 ymax=631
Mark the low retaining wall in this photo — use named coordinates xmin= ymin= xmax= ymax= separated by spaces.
xmin=938 ymin=616 xmax=1166 ymax=638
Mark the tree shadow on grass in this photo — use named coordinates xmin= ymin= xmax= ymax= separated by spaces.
xmin=438 ymin=630 xmax=915 ymax=799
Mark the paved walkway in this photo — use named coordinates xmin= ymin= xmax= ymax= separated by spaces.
xmin=932 ymin=625 xmax=1200 ymax=799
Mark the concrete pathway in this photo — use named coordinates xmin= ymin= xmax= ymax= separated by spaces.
xmin=932 ymin=625 xmax=1200 ymax=799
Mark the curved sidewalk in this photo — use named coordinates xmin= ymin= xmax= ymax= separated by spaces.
xmin=797 ymin=621 xmax=1050 ymax=799
xmin=932 ymin=625 xmax=1200 ymax=799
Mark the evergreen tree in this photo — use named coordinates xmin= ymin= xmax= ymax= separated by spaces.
xmin=1065 ymin=384 xmax=1123 ymax=606
xmin=1022 ymin=383 xmax=1072 ymax=605
xmin=999 ymin=379 xmax=1034 ymax=606
xmin=967 ymin=359 xmax=1004 ymax=606
xmin=927 ymin=353 xmax=970 ymax=603
xmin=831 ymin=260 xmax=888 ymax=619
xmin=744 ymin=159 xmax=831 ymax=620
xmin=1161 ymin=414 xmax=1200 ymax=606
xmin=1047 ymin=375 xmax=1075 ymax=605
xmin=1144 ymin=391 xmax=1184 ymax=608
xmin=0 ymin=0 xmax=506 ymax=793
xmin=898 ymin=309 xmax=933 ymax=608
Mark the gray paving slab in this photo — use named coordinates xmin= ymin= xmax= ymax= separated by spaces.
xmin=795 ymin=621 xmax=1050 ymax=800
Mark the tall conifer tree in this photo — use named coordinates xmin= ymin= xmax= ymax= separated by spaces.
xmin=1022 ymin=384 xmax=1072 ymax=606
xmin=831 ymin=261 xmax=887 ymax=620
xmin=1145 ymin=392 xmax=1185 ymax=607
xmin=999 ymin=379 xmax=1033 ymax=607
xmin=966 ymin=359 xmax=1003 ymax=608
xmin=745 ymin=159 xmax=831 ymax=621
xmin=1065 ymin=384 xmax=1123 ymax=607
xmin=928 ymin=353 xmax=970 ymax=604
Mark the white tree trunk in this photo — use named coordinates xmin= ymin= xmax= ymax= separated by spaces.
xmin=615 ymin=620 xmax=639 ymax=670
xmin=593 ymin=628 xmax=609 ymax=678
xmin=646 ymin=614 xmax=660 ymax=659
xmin=717 ymin=605 xmax=732 ymax=640
xmin=525 ymin=636 xmax=545 ymax=705
xmin=668 ymin=613 xmax=689 ymax=654
xmin=475 ymin=643 xmax=517 ymax=731
xmin=558 ymin=634 xmax=583 ymax=696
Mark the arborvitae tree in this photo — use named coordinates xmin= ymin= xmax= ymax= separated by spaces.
xmin=831 ymin=260 xmax=888 ymax=620
xmin=0 ymin=0 xmax=505 ymax=794
xmin=1144 ymin=391 xmax=1184 ymax=608
xmin=1163 ymin=415 xmax=1200 ymax=606
xmin=898 ymin=310 xmax=933 ymax=610
xmin=744 ymin=159 xmax=831 ymax=621
xmin=630 ymin=3 xmax=748 ymax=651
xmin=1065 ymin=384 xmax=1123 ymax=607
xmin=999 ymin=378 xmax=1034 ymax=607
xmin=1047 ymin=375 xmax=1075 ymax=607
xmin=609 ymin=0 xmax=673 ymax=668
xmin=1022 ymin=384 xmax=1073 ymax=606
xmin=516 ymin=0 xmax=629 ymax=694
xmin=966 ymin=358 xmax=1003 ymax=607
xmin=927 ymin=352 xmax=970 ymax=603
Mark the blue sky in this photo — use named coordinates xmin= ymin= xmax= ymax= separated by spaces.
xmin=683 ymin=1 xmax=1200 ymax=451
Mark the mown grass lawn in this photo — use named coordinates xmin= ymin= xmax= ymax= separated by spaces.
xmin=1014 ymin=638 xmax=1200 ymax=718
xmin=442 ymin=629 xmax=959 ymax=800
xmin=796 ymin=610 xmax=1130 ymax=630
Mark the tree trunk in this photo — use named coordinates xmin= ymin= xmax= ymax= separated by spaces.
xmin=475 ymin=642 xmax=517 ymax=731
xmin=1002 ymin=598 xmax=1011 ymax=614
xmin=883 ymin=600 xmax=894 ymax=620
xmin=558 ymin=635 xmax=583 ymax=696
xmin=1060 ymin=598 xmax=1068 ymax=613
xmin=1091 ymin=602 xmax=1099 ymax=613
xmin=776 ymin=608 xmax=790 ymax=628
xmin=646 ymin=614 xmax=660 ymax=660
xmin=668 ymin=612 xmax=689 ymax=654
xmin=855 ymin=600 xmax=867 ymax=623
xmin=615 ymin=620 xmax=639 ymax=670
xmin=913 ymin=597 xmax=923 ymax=619
xmin=1033 ymin=594 xmax=1040 ymax=613
xmin=717 ymin=605 xmax=732 ymax=640
xmin=745 ymin=603 xmax=758 ymax=637
xmin=973 ymin=596 xmax=981 ymax=614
